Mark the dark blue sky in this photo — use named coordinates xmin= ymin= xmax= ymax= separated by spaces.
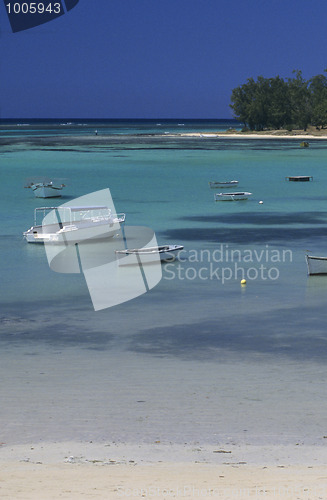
xmin=1 ymin=0 xmax=327 ymax=118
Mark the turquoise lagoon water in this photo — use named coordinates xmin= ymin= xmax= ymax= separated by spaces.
xmin=1 ymin=121 xmax=327 ymax=355
xmin=2 ymin=120 xmax=327 ymax=447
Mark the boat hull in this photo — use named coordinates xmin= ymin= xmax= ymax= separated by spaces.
xmin=214 ymin=192 xmax=252 ymax=201
xmin=209 ymin=181 xmax=239 ymax=189
xmin=28 ymin=182 xmax=65 ymax=198
xmin=23 ymin=205 xmax=126 ymax=244
xmin=23 ymin=217 xmax=125 ymax=244
xmin=306 ymin=255 xmax=327 ymax=275
xmin=115 ymin=245 xmax=184 ymax=264
xmin=285 ymin=176 xmax=313 ymax=182
xmin=25 ymin=178 xmax=66 ymax=198
xmin=32 ymin=185 xmax=63 ymax=198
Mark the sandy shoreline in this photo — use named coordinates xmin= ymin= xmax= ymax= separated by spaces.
xmin=1 ymin=442 xmax=327 ymax=499
xmin=176 ymin=131 xmax=327 ymax=140
xmin=2 ymin=130 xmax=327 ymax=147
xmin=1 ymin=461 xmax=326 ymax=499
xmin=1 ymin=350 xmax=327 ymax=498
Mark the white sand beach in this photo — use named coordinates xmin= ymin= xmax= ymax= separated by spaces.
xmin=1 ymin=462 xmax=327 ymax=499
xmin=175 ymin=131 xmax=327 ymax=140
xmin=1 ymin=349 xmax=327 ymax=499
xmin=1 ymin=446 xmax=327 ymax=499
xmin=1 ymin=440 xmax=327 ymax=499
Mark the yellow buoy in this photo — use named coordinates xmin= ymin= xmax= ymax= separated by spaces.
xmin=241 ymin=279 xmax=247 ymax=285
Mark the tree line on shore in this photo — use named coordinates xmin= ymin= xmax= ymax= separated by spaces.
xmin=230 ymin=70 xmax=327 ymax=131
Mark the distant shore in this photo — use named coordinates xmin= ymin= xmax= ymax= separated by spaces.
xmin=179 ymin=132 xmax=327 ymax=139
xmin=176 ymin=126 xmax=327 ymax=140
xmin=2 ymin=124 xmax=327 ymax=146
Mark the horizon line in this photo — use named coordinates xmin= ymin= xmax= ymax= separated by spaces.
xmin=0 ymin=117 xmax=237 ymax=121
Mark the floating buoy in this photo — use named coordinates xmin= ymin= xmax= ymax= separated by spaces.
xmin=241 ymin=279 xmax=247 ymax=285
xmin=259 ymin=200 xmax=263 ymax=204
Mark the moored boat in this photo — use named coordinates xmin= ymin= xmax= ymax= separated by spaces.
xmin=24 ymin=177 xmax=66 ymax=198
xmin=23 ymin=205 xmax=125 ymax=243
xmin=115 ymin=244 xmax=184 ymax=263
xmin=285 ymin=176 xmax=313 ymax=182
xmin=209 ymin=180 xmax=239 ymax=189
xmin=214 ymin=191 xmax=252 ymax=201
xmin=306 ymin=254 xmax=327 ymax=275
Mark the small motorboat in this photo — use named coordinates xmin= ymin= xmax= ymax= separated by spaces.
xmin=115 ymin=244 xmax=184 ymax=264
xmin=23 ymin=205 xmax=125 ymax=243
xmin=285 ymin=176 xmax=313 ymax=182
xmin=24 ymin=177 xmax=66 ymax=198
xmin=306 ymin=254 xmax=327 ymax=275
xmin=214 ymin=192 xmax=252 ymax=201
xmin=209 ymin=180 xmax=239 ymax=189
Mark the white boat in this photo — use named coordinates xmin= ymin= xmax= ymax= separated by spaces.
xmin=115 ymin=244 xmax=184 ymax=263
xmin=24 ymin=178 xmax=66 ymax=198
xmin=306 ymin=254 xmax=327 ymax=275
xmin=214 ymin=191 xmax=252 ymax=201
xmin=23 ymin=205 xmax=125 ymax=243
xmin=209 ymin=180 xmax=239 ymax=189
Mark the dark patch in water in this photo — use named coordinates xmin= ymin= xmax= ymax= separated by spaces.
xmin=161 ymin=226 xmax=327 ymax=245
xmin=42 ymin=148 xmax=95 ymax=153
xmin=1 ymin=292 xmax=327 ymax=363
xmin=127 ymin=305 xmax=327 ymax=362
xmin=0 ymin=305 xmax=114 ymax=349
xmin=180 ymin=211 xmax=327 ymax=226
xmin=3 ymin=135 xmax=327 ymax=152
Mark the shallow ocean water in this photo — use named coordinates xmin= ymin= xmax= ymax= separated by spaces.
xmin=1 ymin=120 xmax=327 ymax=448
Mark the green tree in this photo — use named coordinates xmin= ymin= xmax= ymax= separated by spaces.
xmin=230 ymin=70 xmax=321 ymax=131
xmin=248 ymin=75 xmax=270 ymax=131
xmin=266 ymin=76 xmax=292 ymax=129
xmin=230 ymin=78 xmax=257 ymax=129
xmin=230 ymin=76 xmax=270 ymax=131
xmin=287 ymin=70 xmax=311 ymax=130
xmin=230 ymin=84 xmax=250 ymax=128
xmin=309 ymin=72 xmax=327 ymax=128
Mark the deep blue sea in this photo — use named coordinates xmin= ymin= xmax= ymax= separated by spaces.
xmin=2 ymin=119 xmax=327 ymax=447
